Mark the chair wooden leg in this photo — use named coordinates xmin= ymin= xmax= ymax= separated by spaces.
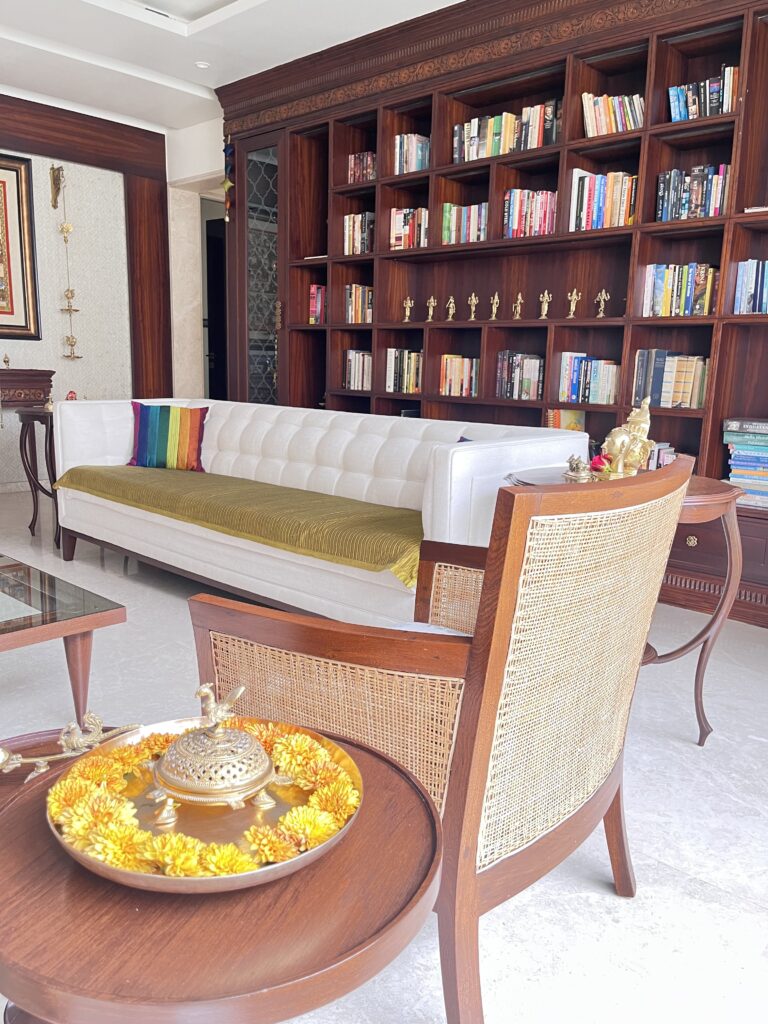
xmin=438 ymin=900 xmax=484 ymax=1024
xmin=603 ymin=784 xmax=636 ymax=898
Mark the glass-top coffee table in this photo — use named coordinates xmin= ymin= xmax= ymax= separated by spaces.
xmin=0 ymin=555 xmax=126 ymax=725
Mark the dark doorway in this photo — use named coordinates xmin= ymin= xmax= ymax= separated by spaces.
xmin=205 ymin=216 xmax=228 ymax=400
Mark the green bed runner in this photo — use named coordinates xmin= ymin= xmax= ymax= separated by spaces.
xmin=56 ymin=466 xmax=423 ymax=588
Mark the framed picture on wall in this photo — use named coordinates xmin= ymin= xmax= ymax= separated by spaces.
xmin=0 ymin=154 xmax=41 ymax=340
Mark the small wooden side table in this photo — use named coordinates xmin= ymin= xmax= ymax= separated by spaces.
xmin=0 ymin=733 xmax=441 ymax=1024
xmin=16 ymin=408 xmax=60 ymax=549
xmin=643 ymin=477 xmax=743 ymax=747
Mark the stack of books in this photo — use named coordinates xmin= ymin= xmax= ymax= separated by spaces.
xmin=655 ymin=164 xmax=731 ymax=221
xmin=558 ymin=353 xmax=618 ymax=404
xmin=343 ymin=350 xmax=372 ymax=391
xmin=343 ymin=212 xmax=375 ymax=255
xmin=724 ymin=418 xmax=768 ymax=507
xmin=631 ymin=349 xmax=709 ymax=408
xmin=385 ymin=349 xmax=422 ymax=393
xmin=451 ymin=100 xmax=561 ymax=162
xmin=569 ymin=170 xmax=637 ymax=230
xmin=393 ymin=134 xmax=430 ymax=175
xmin=441 ymin=202 xmax=488 ymax=244
xmin=495 ymin=352 xmax=544 ymax=400
xmin=581 ymin=92 xmax=644 ymax=136
xmin=641 ymin=263 xmax=718 ymax=317
xmin=347 ymin=152 xmax=376 ymax=183
xmin=648 ymin=442 xmax=678 ymax=468
xmin=733 ymin=260 xmax=768 ymax=314
xmin=389 ymin=208 xmax=429 ymax=250
xmin=439 ymin=354 xmax=480 ymax=397
xmin=308 ymin=284 xmax=326 ymax=325
xmin=502 ymin=189 xmax=557 ymax=238
xmin=344 ymin=284 xmax=374 ymax=323
xmin=546 ymin=409 xmax=585 ymax=430
xmin=668 ymin=67 xmax=739 ymax=121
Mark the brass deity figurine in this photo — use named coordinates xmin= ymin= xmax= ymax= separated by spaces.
xmin=446 ymin=295 xmax=456 ymax=321
xmin=562 ymin=454 xmax=596 ymax=483
xmin=539 ymin=289 xmax=552 ymax=319
xmin=403 ymin=296 xmax=414 ymax=323
xmin=426 ymin=295 xmax=437 ymax=322
xmin=567 ymin=288 xmax=582 ymax=319
xmin=490 ymin=291 xmax=500 ymax=320
xmin=512 ymin=292 xmax=524 ymax=320
xmin=594 ymin=288 xmax=610 ymax=318
xmin=468 ymin=292 xmax=479 ymax=321
xmin=595 ymin=397 xmax=655 ymax=479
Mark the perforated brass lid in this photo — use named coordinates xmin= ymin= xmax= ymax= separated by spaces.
xmin=154 ymin=726 xmax=272 ymax=806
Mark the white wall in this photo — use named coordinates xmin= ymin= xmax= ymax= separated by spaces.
xmin=0 ymin=155 xmax=131 ymax=492
xmin=167 ymin=117 xmax=223 ymax=188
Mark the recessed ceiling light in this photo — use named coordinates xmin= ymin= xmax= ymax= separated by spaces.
xmin=195 ymin=61 xmax=211 ymax=69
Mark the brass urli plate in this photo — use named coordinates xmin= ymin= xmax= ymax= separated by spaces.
xmin=47 ymin=717 xmax=363 ymax=894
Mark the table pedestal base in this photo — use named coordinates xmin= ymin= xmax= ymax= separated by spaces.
xmin=5 ymin=1004 xmax=46 ymax=1024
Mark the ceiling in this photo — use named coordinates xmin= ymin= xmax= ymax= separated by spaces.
xmin=0 ymin=0 xmax=459 ymax=131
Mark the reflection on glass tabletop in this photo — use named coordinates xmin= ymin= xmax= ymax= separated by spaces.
xmin=0 ymin=555 xmax=123 ymax=634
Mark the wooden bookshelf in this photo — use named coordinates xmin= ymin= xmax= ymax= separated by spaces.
xmin=220 ymin=0 xmax=768 ymax=627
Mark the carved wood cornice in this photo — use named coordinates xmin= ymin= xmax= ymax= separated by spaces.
xmin=221 ymin=0 xmax=728 ymax=135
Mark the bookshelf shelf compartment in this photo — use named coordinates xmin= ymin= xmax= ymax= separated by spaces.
xmin=568 ymin=43 xmax=649 ymax=143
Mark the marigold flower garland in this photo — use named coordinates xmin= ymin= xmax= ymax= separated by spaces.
xmin=47 ymin=721 xmax=360 ymax=878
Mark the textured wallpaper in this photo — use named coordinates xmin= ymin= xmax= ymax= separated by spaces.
xmin=0 ymin=154 xmax=132 ymax=491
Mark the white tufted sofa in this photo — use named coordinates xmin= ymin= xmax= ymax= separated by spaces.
xmin=54 ymin=399 xmax=588 ymax=625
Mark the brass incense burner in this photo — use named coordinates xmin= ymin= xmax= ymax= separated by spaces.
xmin=149 ymin=685 xmax=290 ymax=825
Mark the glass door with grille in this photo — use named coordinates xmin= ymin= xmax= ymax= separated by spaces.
xmin=245 ymin=140 xmax=281 ymax=404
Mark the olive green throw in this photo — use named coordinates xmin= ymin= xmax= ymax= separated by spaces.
xmin=56 ymin=466 xmax=423 ymax=588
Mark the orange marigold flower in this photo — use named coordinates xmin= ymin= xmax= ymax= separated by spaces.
xmin=292 ymin=757 xmax=349 ymax=792
xmin=199 ymin=843 xmax=258 ymax=876
xmin=308 ymin=779 xmax=361 ymax=827
xmin=241 ymin=720 xmax=286 ymax=756
xmin=46 ymin=776 xmax=100 ymax=822
xmin=67 ymin=755 xmax=128 ymax=793
xmin=278 ymin=805 xmax=338 ymax=851
xmin=271 ymin=733 xmax=329 ymax=779
xmin=142 ymin=832 xmax=205 ymax=877
xmin=244 ymin=824 xmax=300 ymax=864
xmin=84 ymin=822 xmax=153 ymax=871
xmin=59 ymin=788 xmax=138 ymax=851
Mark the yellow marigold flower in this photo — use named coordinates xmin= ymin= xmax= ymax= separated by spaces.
xmin=199 ymin=842 xmax=258 ymax=876
xmin=46 ymin=776 xmax=100 ymax=822
xmin=240 ymin=720 xmax=285 ymax=756
xmin=292 ymin=757 xmax=349 ymax=792
xmin=278 ymin=805 xmax=338 ymax=851
xmin=272 ymin=733 xmax=329 ymax=779
xmin=308 ymin=779 xmax=361 ymax=828
xmin=67 ymin=755 xmax=128 ymax=793
xmin=143 ymin=832 xmax=205 ymax=877
xmin=244 ymin=824 xmax=300 ymax=864
xmin=84 ymin=822 xmax=153 ymax=871
xmin=59 ymin=788 xmax=138 ymax=851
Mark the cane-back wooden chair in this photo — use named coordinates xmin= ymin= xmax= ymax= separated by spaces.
xmin=189 ymin=456 xmax=693 ymax=1023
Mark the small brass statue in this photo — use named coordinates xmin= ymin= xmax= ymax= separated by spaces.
xmin=595 ymin=397 xmax=655 ymax=479
xmin=446 ymin=295 xmax=456 ymax=321
xmin=403 ymin=296 xmax=414 ymax=323
xmin=566 ymin=288 xmax=582 ymax=319
xmin=468 ymin=292 xmax=479 ymax=321
xmin=513 ymin=292 xmax=524 ymax=320
xmin=539 ymin=289 xmax=552 ymax=320
xmin=595 ymin=289 xmax=610 ymax=319
xmin=426 ymin=295 xmax=437 ymax=322
xmin=562 ymin=454 xmax=596 ymax=484
xmin=490 ymin=291 xmax=500 ymax=320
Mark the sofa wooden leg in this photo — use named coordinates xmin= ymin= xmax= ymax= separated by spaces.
xmin=61 ymin=529 xmax=77 ymax=562
xmin=438 ymin=900 xmax=484 ymax=1024
xmin=603 ymin=784 xmax=636 ymax=898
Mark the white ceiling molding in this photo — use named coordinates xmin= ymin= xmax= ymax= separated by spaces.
xmin=80 ymin=0 xmax=274 ymax=35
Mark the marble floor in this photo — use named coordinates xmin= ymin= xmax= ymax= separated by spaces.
xmin=1 ymin=492 xmax=767 ymax=1023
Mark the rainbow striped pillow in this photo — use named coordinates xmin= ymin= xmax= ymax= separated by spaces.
xmin=128 ymin=402 xmax=209 ymax=472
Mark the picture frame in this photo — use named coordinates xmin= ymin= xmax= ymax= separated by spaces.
xmin=0 ymin=154 xmax=41 ymax=340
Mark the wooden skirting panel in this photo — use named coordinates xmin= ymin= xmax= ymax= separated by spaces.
xmin=660 ymin=569 xmax=768 ymax=629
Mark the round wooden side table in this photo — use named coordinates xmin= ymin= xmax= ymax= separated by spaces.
xmin=0 ymin=732 xmax=441 ymax=1024
xmin=642 ymin=476 xmax=743 ymax=746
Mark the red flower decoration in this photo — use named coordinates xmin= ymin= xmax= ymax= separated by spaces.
xmin=591 ymin=454 xmax=612 ymax=471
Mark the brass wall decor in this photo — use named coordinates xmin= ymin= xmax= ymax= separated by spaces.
xmin=53 ymin=166 xmax=83 ymax=359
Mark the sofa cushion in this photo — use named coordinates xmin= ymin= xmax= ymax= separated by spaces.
xmin=129 ymin=402 xmax=208 ymax=471
xmin=56 ymin=466 xmax=424 ymax=587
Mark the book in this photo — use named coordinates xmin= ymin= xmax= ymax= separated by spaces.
xmin=342 ymin=212 xmax=375 ymax=255
xmin=347 ymin=151 xmax=376 ymax=184
xmin=393 ymin=134 xmax=431 ymax=175
xmin=546 ymin=408 xmax=586 ymax=430
xmin=582 ymin=92 xmax=644 ymax=137
xmin=452 ymin=101 xmax=562 ymax=162
xmin=441 ymin=202 xmax=488 ymax=244
xmin=723 ymin=418 xmax=768 ymax=433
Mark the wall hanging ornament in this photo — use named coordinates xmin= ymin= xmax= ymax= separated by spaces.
xmin=222 ymin=135 xmax=234 ymax=223
xmin=52 ymin=165 xmax=82 ymax=360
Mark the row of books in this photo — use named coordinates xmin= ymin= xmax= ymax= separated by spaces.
xmin=631 ymin=350 xmax=709 ymax=408
xmin=668 ymin=67 xmax=739 ymax=122
xmin=558 ymin=353 xmax=619 ymax=405
xmin=441 ymin=202 xmax=489 ymax=245
xmin=581 ymin=92 xmax=644 ymax=138
xmin=394 ymin=133 xmax=430 ymax=175
xmin=723 ymin=418 xmax=768 ymax=508
xmin=655 ymin=164 xmax=731 ymax=222
xmin=308 ymin=284 xmax=326 ymax=325
xmin=385 ymin=348 xmax=422 ymax=394
xmin=502 ymin=189 xmax=557 ymax=239
xmin=389 ymin=207 xmax=428 ymax=250
xmin=342 ymin=212 xmax=375 ymax=255
xmin=568 ymin=170 xmax=637 ymax=231
xmin=439 ymin=354 xmax=480 ymax=397
xmin=648 ymin=443 xmax=678 ymax=469
xmin=343 ymin=350 xmax=372 ymax=392
xmin=733 ymin=260 xmax=768 ymax=315
xmin=344 ymin=284 xmax=374 ymax=324
xmin=347 ymin=151 xmax=376 ymax=184
xmin=495 ymin=351 xmax=544 ymax=400
xmin=640 ymin=263 xmax=718 ymax=318
xmin=451 ymin=100 xmax=561 ymax=163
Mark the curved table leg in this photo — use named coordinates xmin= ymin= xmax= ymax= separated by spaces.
xmin=18 ymin=421 xmax=39 ymax=537
xmin=5 ymin=1004 xmax=47 ymax=1024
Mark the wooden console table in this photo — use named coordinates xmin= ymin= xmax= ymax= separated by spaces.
xmin=17 ymin=409 xmax=59 ymax=549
